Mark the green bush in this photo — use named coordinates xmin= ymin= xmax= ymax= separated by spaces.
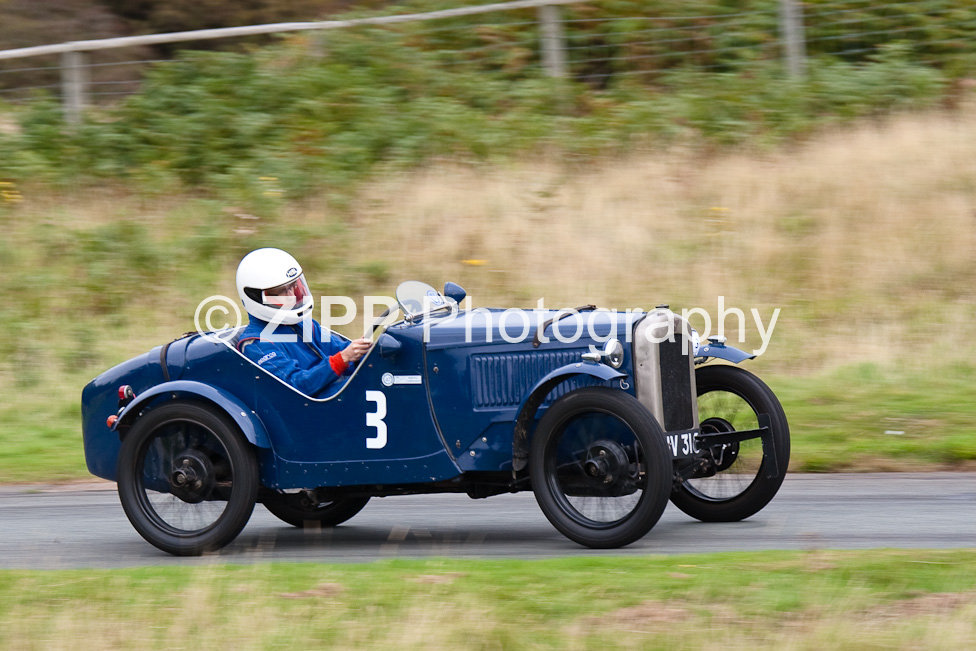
xmin=0 ymin=1 xmax=966 ymax=200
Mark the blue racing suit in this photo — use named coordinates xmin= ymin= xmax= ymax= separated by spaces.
xmin=237 ymin=318 xmax=354 ymax=398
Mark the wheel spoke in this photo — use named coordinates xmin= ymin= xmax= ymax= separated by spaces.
xmin=136 ymin=420 xmax=234 ymax=536
xmin=685 ymin=382 xmax=763 ymax=501
xmin=531 ymin=387 xmax=672 ymax=548
xmin=685 ymin=388 xmax=764 ymax=500
xmin=145 ymin=493 xmax=225 ymax=531
xmin=549 ymin=412 xmax=646 ymax=526
xmin=670 ymin=366 xmax=789 ymax=523
xmin=118 ymin=403 xmax=258 ymax=555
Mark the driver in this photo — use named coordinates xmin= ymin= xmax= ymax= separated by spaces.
xmin=234 ymin=248 xmax=371 ymax=397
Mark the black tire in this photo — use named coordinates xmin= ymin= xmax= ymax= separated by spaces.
xmin=117 ymin=402 xmax=259 ymax=556
xmin=262 ymin=492 xmax=370 ymax=528
xmin=670 ymin=364 xmax=790 ymax=522
xmin=530 ymin=387 xmax=672 ymax=549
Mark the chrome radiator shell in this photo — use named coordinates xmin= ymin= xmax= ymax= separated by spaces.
xmin=632 ymin=309 xmax=699 ymax=432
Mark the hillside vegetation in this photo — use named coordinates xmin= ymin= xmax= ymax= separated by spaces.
xmin=1 ymin=103 xmax=975 ymax=480
xmin=3 ymin=1 xmax=975 ymax=197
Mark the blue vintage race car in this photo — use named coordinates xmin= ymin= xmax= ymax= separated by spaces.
xmin=81 ymin=281 xmax=789 ymax=556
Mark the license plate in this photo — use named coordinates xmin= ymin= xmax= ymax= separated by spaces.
xmin=665 ymin=429 xmax=699 ymax=459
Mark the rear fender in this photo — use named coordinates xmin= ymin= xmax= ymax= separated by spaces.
xmin=511 ymin=361 xmax=626 ymax=471
xmin=114 ymin=380 xmax=271 ymax=449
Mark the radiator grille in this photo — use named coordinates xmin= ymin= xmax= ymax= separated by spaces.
xmin=659 ymin=336 xmax=695 ymax=430
xmin=471 ymin=350 xmax=589 ymax=408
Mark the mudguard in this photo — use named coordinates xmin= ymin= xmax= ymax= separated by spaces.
xmin=695 ymin=342 xmax=755 ymax=364
xmin=511 ymin=360 xmax=627 ymax=471
xmin=113 ymin=380 xmax=272 ymax=449
xmin=524 ymin=361 xmax=627 ymax=400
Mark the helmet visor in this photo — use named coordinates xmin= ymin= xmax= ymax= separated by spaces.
xmin=261 ymin=275 xmax=311 ymax=311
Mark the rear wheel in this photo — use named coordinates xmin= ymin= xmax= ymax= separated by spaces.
xmin=670 ymin=365 xmax=790 ymax=522
xmin=531 ymin=387 xmax=672 ymax=549
xmin=117 ymin=402 xmax=259 ymax=556
xmin=262 ymin=492 xmax=370 ymax=528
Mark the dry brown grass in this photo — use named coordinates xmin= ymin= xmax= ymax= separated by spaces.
xmin=350 ymin=104 xmax=976 ymax=372
xmin=5 ymin=104 xmax=974 ymax=376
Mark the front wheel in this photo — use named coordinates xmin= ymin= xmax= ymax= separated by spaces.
xmin=531 ymin=387 xmax=672 ymax=549
xmin=117 ymin=402 xmax=259 ymax=556
xmin=262 ymin=492 xmax=370 ymax=528
xmin=670 ymin=364 xmax=790 ymax=522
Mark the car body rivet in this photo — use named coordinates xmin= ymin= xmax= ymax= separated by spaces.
xmin=469 ymin=451 xmax=476 ymax=457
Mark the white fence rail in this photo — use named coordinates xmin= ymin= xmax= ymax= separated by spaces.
xmin=0 ymin=0 xmax=961 ymax=124
xmin=0 ymin=0 xmax=583 ymax=60
xmin=0 ymin=0 xmax=588 ymax=123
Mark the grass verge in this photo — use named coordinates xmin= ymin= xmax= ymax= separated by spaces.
xmin=1 ymin=550 xmax=975 ymax=649
xmin=773 ymin=362 xmax=976 ymax=472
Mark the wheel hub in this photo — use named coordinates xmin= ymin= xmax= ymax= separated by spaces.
xmin=582 ymin=440 xmax=632 ymax=488
xmin=700 ymin=417 xmax=740 ymax=472
xmin=169 ymin=449 xmax=215 ymax=504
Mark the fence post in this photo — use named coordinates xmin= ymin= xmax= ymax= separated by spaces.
xmin=537 ymin=4 xmax=567 ymax=78
xmin=60 ymin=49 xmax=90 ymax=124
xmin=779 ymin=0 xmax=806 ymax=78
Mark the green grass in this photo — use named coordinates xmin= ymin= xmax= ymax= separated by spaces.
xmin=0 ymin=388 xmax=86 ymax=483
xmin=773 ymin=362 xmax=976 ymax=472
xmin=1 ymin=551 xmax=975 ymax=648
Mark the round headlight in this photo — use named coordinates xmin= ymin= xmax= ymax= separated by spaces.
xmin=690 ymin=328 xmax=701 ymax=356
xmin=604 ymin=338 xmax=625 ymax=368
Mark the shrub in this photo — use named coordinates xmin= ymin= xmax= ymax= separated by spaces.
xmin=0 ymin=2 xmax=964 ymax=200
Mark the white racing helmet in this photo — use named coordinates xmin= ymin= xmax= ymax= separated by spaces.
xmin=236 ymin=248 xmax=314 ymax=325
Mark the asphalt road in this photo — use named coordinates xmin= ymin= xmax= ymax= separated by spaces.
xmin=0 ymin=473 xmax=973 ymax=569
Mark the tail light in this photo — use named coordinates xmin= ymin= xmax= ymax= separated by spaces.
xmin=108 ymin=385 xmax=137 ymax=430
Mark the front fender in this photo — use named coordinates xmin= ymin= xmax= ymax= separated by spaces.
xmin=115 ymin=380 xmax=271 ymax=449
xmin=511 ymin=361 xmax=627 ymax=471
xmin=696 ymin=342 xmax=755 ymax=364
xmin=524 ymin=361 xmax=627 ymax=401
